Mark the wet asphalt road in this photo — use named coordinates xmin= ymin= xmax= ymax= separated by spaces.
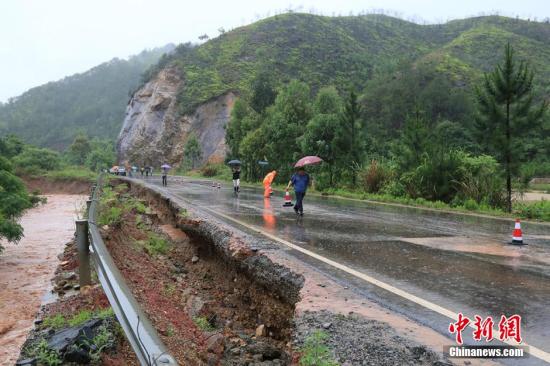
xmin=141 ymin=177 xmax=550 ymax=364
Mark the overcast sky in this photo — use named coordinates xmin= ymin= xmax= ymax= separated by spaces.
xmin=0 ymin=0 xmax=548 ymax=102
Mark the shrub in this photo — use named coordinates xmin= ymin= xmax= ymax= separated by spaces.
xmin=97 ymin=307 xmax=115 ymax=319
xmin=68 ymin=310 xmax=93 ymax=327
xmin=380 ymin=180 xmax=406 ymax=196
xmin=359 ymin=160 xmax=390 ymax=193
xmin=401 ymin=149 xmax=466 ymax=203
xmin=13 ymin=146 xmax=61 ymax=174
xmin=145 ymin=233 xmax=169 ymax=255
xmin=34 ymin=339 xmax=62 ymax=366
xmin=463 ymin=199 xmax=479 ymax=211
xmin=98 ymin=206 xmax=123 ymax=226
xmin=300 ymin=330 xmax=338 ymax=366
xmin=515 ymin=200 xmax=550 ymax=221
xmin=42 ymin=314 xmax=66 ymax=329
xmin=193 ymin=316 xmax=215 ymax=331
xmin=201 ymin=163 xmax=219 ymax=177
xmin=457 ymin=155 xmax=507 ymax=209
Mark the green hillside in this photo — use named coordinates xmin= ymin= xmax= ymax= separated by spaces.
xmin=143 ymin=14 xmax=549 ymax=118
xmin=0 ymin=45 xmax=174 ymax=149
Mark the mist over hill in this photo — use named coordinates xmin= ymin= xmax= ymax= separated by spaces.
xmin=0 ymin=44 xmax=175 ymax=150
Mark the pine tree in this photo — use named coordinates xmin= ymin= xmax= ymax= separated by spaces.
xmin=475 ymin=43 xmax=547 ymax=212
xmin=340 ymin=88 xmax=365 ymax=186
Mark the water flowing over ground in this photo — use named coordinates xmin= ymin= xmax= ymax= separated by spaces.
xmin=0 ymin=195 xmax=85 ymax=365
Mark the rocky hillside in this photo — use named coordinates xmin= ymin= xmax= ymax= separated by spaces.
xmin=117 ymin=13 xmax=549 ymax=166
xmin=117 ymin=65 xmax=236 ymax=166
xmin=0 ymin=45 xmax=174 ymax=150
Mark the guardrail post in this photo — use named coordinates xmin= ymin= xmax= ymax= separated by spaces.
xmin=76 ymin=219 xmax=91 ymax=287
xmin=86 ymin=199 xmax=92 ymax=212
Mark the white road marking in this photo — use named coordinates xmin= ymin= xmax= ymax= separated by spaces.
xmin=198 ymin=202 xmax=550 ymax=364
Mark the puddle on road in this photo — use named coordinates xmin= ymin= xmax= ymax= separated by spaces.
xmin=0 ymin=194 xmax=85 ymax=365
xmin=399 ymin=236 xmax=550 ymax=266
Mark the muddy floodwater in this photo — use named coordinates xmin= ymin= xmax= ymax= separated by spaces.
xmin=0 ymin=194 xmax=85 ymax=365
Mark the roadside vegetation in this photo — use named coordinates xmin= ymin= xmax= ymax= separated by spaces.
xmin=300 ymin=330 xmax=339 ymax=366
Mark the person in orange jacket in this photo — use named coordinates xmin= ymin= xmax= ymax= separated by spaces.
xmin=263 ymin=170 xmax=277 ymax=198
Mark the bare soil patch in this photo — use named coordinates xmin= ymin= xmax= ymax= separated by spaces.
xmin=22 ymin=176 xmax=91 ymax=195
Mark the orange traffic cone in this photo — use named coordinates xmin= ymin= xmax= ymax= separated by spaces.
xmin=512 ymin=219 xmax=523 ymax=245
xmin=283 ymin=190 xmax=294 ymax=207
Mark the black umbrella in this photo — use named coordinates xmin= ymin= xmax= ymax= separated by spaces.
xmin=228 ymin=159 xmax=241 ymax=165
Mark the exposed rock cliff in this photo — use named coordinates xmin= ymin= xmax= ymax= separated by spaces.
xmin=116 ymin=66 xmax=236 ymax=166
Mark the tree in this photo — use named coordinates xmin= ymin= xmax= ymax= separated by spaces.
xmin=184 ymin=134 xmax=202 ymax=169
xmin=249 ymin=71 xmax=277 ymax=114
xmin=339 ymin=88 xmax=366 ymax=185
xmin=0 ymin=155 xmax=33 ymax=253
xmin=263 ymin=80 xmax=312 ymax=178
xmin=226 ymin=99 xmax=250 ymax=158
xmin=393 ymin=107 xmax=431 ymax=173
xmin=475 ymin=43 xmax=547 ymax=212
xmin=13 ymin=146 xmax=61 ymax=173
xmin=300 ymin=86 xmax=343 ymax=185
xmin=68 ymin=134 xmax=92 ymax=165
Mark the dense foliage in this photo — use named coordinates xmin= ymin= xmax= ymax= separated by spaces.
xmin=0 ymin=136 xmax=33 ymax=251
xmin=0 ymin=45 xmax=174 ymax=149
xmin=226 ymin=41 xmax=548 ymax=215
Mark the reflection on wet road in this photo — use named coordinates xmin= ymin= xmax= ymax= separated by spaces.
xmin=145 ymin=178 xmax=550 ymax=363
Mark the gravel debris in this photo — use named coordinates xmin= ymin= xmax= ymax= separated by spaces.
xmin=294 ymin=310 xmax=452 ymax=366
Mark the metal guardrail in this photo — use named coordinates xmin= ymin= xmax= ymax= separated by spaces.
xmin=83 ymin=174 xmax=177 ymax=366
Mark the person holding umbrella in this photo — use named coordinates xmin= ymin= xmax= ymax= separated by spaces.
xmin=287 ymin=156 xmax=322 ymax=216
xmin=228 ymin=160 xmax=241 ymax=193
xmin=161 ymin=163 xmax=171 ymax=186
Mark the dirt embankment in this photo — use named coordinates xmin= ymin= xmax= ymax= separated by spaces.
xmin=21 ymin=176 xmax=92 ymax=195
xmin=103 ymin=179 xmax=304 ymax=365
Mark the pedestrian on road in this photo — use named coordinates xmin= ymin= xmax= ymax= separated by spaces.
xmin=140 ymin=167 xmax=144 ymax=176
xmin=162 ymin=168 xmax=168 ymax=187
xmin=232 ymin=166 xmax=241 ymax=193
xmin=287 ymin=167 xmax=310 ymax=216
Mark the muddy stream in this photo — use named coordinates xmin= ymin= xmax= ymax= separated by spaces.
xmin=0 ymin=194 xmax=85 ymax=365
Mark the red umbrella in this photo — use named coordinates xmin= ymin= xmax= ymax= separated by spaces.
xmin=294 ymin=156 xmax=323 ymax=168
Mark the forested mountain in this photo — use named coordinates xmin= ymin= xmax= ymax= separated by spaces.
xmin=0 ymin=45 xmax=174 ymax=149
xmin=118 ymin=13 xmax=548 ymax=173
xmin=145 ymin=13 xmax=549 ymax=117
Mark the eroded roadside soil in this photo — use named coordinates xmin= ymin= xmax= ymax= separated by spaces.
xmin=102 ymin=181 xmax=299 ymax=365
xmin=0 ymin=194 xmax=85 ymax=365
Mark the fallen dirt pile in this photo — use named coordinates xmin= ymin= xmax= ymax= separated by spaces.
xmin=99 ymin=180 xmax=304 ymax=365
